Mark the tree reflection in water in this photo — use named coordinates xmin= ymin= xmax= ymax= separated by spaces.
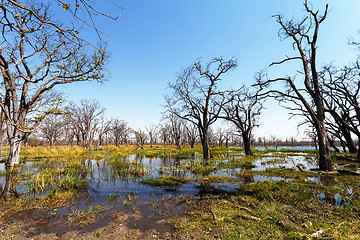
xmin=0 ymin=167 xmax=19 ymax=201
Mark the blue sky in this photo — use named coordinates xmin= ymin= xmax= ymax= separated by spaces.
xmin=60 ymin=0 xmax=360 ymax=140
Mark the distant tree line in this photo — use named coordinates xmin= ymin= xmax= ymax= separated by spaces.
xmin=5 ymin=97 xmax=323 ymax=150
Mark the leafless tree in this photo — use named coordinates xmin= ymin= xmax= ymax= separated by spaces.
xmin=158 ymin=124 xmax=171 ymax=147
xmin=95 ymin=117 xmax=112 ymax=149
xmin=0 ymin=2 xmax=108 ymax=167
xmin=67 ymin=99 xmax=105 ymax=149
xmin=305 ymin=126 xmax=318 ymax=150
xmin=165 ymin=57 xmax=237 ymax=159
xmin=184 ymin=122 xmax=198 ymax=148
xmin=145 ymin=124 xmax=158 ymax=148
xmin=321 ymin=64 xmax=360 ymax=157
xmin=39 ymin=115 xmax=64 ymax=148
xmin=167 ymin=114 xmax=184 ymax=150
xmin=112 ymin=119 xmax=129 ymax=146
xmin=133 ymin=129 xmax=147 ymax=149
xmin=256 ymin=1 xmax=333 ymax=170
xmin=221 ymin=84 xmax=264 ymax=155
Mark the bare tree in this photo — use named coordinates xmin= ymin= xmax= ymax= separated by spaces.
xmin=321 ymin=64 xmax=360 ymax=157
xmin=184 ymin=122 xmax=198 ymax=148
xmin=158 ymin=123 xmax=171 ymax=147
xmin=167 ymin=114 xmax=184 ymax=150
xmin=221 ymin=84 xmax=264 ymax=155
xmin=39 ymin=115 xmax=64 ymax=148
xmin=145 ymin=124 xmax=158 ymax=148
xmin=256 ymin=1 xmax=333 ymax=170
xmin=0 ymin=2 xmax=108 ymax=167
xmin=95 ymin=117 xmax=112 ymax=149
xmin=165 ymin=57 xmax=237 ymax=159
xmin=67 ymin=99 xmax=105 ymax=149
xmin=112 ymin=119 xmax=129 ymax=146
xmin=133 ymin=129 xmax=147 ymax=149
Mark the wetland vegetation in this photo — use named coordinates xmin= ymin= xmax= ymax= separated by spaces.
xmin=1 ymin=145 xmax=359 ymax=239
xmin=1 ymin=0 xmax=360 ymax=239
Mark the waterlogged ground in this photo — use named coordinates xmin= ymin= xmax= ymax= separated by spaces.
xmin=0 ymin=146 xmax=359 ymax=239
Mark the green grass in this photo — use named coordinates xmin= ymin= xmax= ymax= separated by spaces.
xmin=174 ymin=180 xmax=360 ymax=239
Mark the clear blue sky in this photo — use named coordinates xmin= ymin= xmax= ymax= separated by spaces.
xmin=60 ymin=0 xmax=360 ymax=140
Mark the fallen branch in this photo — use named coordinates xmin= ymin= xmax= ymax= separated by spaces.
xmin=311 ymin=228 xmax=330 ymax=237
xmin=210 ymin=209 xmax=217 ymax=221
xmin=336 ymin=163 xmax=357 ymax=169
xmin=280 ymin=164 xmax=307 ymax=172
xmin=238 ymin=206 xmax=252 ymax=213
xmin=232 ymin=213 xmax=262 ymax=222
xmin=336 ymin=155 xmax=358 ymax=162
xmin=337 ymin=169 xmax=360 ymax=176
xmin=275 ymin=220 xmax=303 ymax=231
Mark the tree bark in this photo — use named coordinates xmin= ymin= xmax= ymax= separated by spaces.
xmin=242 ymin=132 xmax=252 ymax=155
xmin=342 ymin=127 xmax=357 ymax=153
xmin=316 ymin=123 xmax=333 ymax=170
xmin=200 ymin=128 xmax=210 ymax=159
xmin=7 ymin=131 xmax=23 ymax=167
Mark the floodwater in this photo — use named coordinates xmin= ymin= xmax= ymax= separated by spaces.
xmin=0 ymin=151 xmax=358 ymax=236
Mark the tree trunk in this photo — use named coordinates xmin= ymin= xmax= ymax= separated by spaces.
xmin=0 ymin=121 xmax=6 ymax=154
xmin=339 ymin=125 xmax=357 ymax=153
xmin=328 ymin=138 xmax=340 ymax=153
xmin=200 ymin=129 xmax=210 ymax=159
xmin=316 ymin=123 xmax=333 ymax=170
xmin=50 ymin=136 xmax=54 ymax=148
xmin=7 ymin=133 xmax=23 ymax=167
xmin=242 ymin=133 xmax=252 ymax=155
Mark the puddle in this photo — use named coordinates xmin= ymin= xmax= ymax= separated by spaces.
xmin=252 ymin=155 xmax=318 ymax=171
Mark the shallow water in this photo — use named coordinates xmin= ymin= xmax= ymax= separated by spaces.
xmin=0 ymin=153 xmax=357 ymax=210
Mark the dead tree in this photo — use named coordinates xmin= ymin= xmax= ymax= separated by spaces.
xmin=184 ymin=122 xmax=198 ymax=148
xmin=321 ymin=64 xmax=360 ymax=158
xmin=221 ymin=84 xmax=264 ymax=155
xmin=165 ymin=57 xmax=237 ymax=159
xmin=111 ymin=119 xmax=129 ymax=146
xmin=167 ymin=114 xmax=184 ymax=150
xmin=67 ymin=100 xmax=105 ymax=149
xmin=158 ymin=124 xmax=171 ymax=147
xmin=96 ymin=117 xmax=112 ymax=149
xmin=133 ymin=129 xmax=147 ymax=149
xmin=39 ymin=115 xmax=64 ymax=148
xmin=256 ymin=1 xmax=333 ymax=170
xmin=145 ymin=124 xmax=158 ymax=148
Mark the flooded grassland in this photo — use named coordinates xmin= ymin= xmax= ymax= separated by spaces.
xmin=0 ymin=146 xmax=359 ymax=239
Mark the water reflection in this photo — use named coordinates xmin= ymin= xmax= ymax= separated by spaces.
xmin=0 ymin=168 xmax=19 ymax=201
xmin=0 ymin=154 xmax=356 ymax=206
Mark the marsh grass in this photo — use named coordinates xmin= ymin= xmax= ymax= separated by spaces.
xmin=2 ymin=145 xmax=359 ymax=239
xmin=66 ymin=204 xmax=109 ymax=226
xmin=174 ymin=180 xmax=360 ymax=239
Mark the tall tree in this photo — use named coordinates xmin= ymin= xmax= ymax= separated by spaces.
xmin=165 ymin=57 xmax=237 ymax=159
xmin=0 ymin=1 xmax=107 ymax=167
xmin=221 ymin=84 xmax=264 ymax=155
xmin=321 ymin=64 xmax=360 ymax=158
xmin=256 ymin=1 xmax=333 ymax=170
